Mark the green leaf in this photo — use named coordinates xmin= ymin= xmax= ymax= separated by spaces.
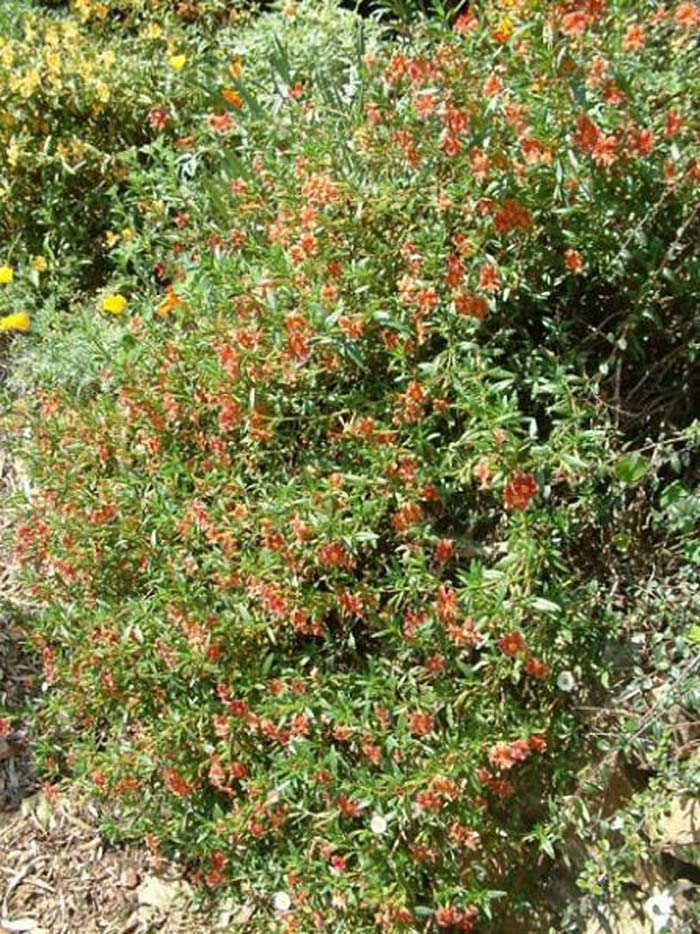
xmin=614 ymin=453 xmax=647 ymax=485
xmin=530 ymin=598 xmax=561 ymax=614
xmin=687 ymin=625 xmax=700 ymax=646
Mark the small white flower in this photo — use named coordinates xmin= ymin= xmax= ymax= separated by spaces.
xmin=273 ymin=891 xmax=292 ymax=914
xmin=644 ymin=889 xmax=674 ymax=934
xmin=370 ymin=814 xmax=387 ymax=835
xmin=557 ymin=670 xmax=576 ymax=692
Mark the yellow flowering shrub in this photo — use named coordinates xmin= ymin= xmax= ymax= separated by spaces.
xmin=0 ymin=9 xmax=212 ymax=283
xmin=69 ymin=0 xmax=253 ymax=27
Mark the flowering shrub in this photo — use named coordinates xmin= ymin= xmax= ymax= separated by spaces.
xmin=6 ymin=0 xmax=700 ymax=931
xmin=0 ymin=9 xmax=217 ymax=282
xmin=43 ymin=0 xmax=253 ymax=26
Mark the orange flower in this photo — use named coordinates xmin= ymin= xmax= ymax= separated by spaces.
xmin=564 ymin=249 xmax=584 ymax=273
xmin=455 ymin=292 xmax=488 ymax=320
xmin=478 ymin=263 xmax=501 ymax=292
xmin=499 ymin=631 xmax=526 ymax=657
xmin=392 ymin=501 xmax=424 ymax=531
xmin=156 ymin=288 xmax=183 ymax=318
xmin=504 ymin=473 xmax=539 ymax=510
xmin=317 ymin=541 xmax=356 ymax=570
xmin=483 ymin=74 xmax=504 ymax=98
xmin=493 ymin=199 xmax=533 ymax=235
xmin=208 ymin=112 xmax=234 ymax=133
xmin=221 ymin=87 xmax=243 ymax=108
xmin=434 ymin=538 xmax=454 ymax=562
xmin=453 ymin=10 xmax=477 ymax=34
xmin=337 ymin=794 xmax=361 ymax=818
xmin=561 ymin=10 xmax=589 ymax=35
xmin=665 ymin=109 xmax=683 ymax=137
xmin=163 ymin=768 xmax=194 ymax=796
xmin=629 ymin=128 xmax=655 ymax=157
xmin=674 ymin=3 xmax=699 ymax=28
xmin=470 ymin=148 xmax=489 ymax=180
xmin=623 ymin=23 xmax=645 ymax=50
xmin=573 ymin=114 xmax=600 ymax=153
xmin=488 ymin=743 xmax=516 ymax=770
xmin=592 ymin=134 xmax=618 ymax=166
xmin=525 ymin=656 xmax=550 ymax=679
xmin=408 ymin=711 xmax=433 ymax=736
xmin=586 ymin=56 xmax=608 ymax=88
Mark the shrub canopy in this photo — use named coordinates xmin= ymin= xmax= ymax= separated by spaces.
xmin=6 ymin=0 xmax=700 ymax=931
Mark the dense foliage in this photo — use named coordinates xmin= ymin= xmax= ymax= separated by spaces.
xmin=2 ymin=0 xmax=700 ymax=931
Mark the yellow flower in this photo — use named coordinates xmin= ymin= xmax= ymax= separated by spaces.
xmin=0 ymin=265 xmax=13 ymax=284
xmin=46 ymin=52 xmax=61 ymax=76
xmin=95 ymin=81 xmax=110 ymax=103
xmin=7 ymin=138 xmax=20 ymax=169
xmin=20 ymin=68 xmax=40 ymax=99
xmin=1 ymin=44 xmax=15 ymax=69
xmin=102 ymin=294 xmax=127 ymax=315
xmin=32 ymin=256 xmax=48 ymax=273
xmin=229 ymin=58 xmax=243 ymax=79
xmin=497 ymin=16 xmax=513 ymax=39
xmin=0 ymin=311 xmax=30 ymax=332
xmin=142 ymin=22 xmax=163 ymax=40
xmin=169 ymin=54 xmax=187 ymax=71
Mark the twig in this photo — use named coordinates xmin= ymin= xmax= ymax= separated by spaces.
xmin=1 ymin=855 xmax=49 ymax=917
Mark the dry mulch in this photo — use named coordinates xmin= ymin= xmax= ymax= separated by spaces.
xmin=0 ymin=791 xmax=215 ymax=934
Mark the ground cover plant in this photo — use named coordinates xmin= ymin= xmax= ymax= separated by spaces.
xmin=2 ymin=0 xmax=700 ymax=931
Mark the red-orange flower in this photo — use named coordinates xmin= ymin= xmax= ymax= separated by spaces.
xmin=623 ymin=23 xmax=645 ymax=50
xmin=208 ymin=112 xmax=234 ymax=133
xmin=561 ymin=10 xmax=590 ymax=34
xmin=565 ymin=249 xmax=584 ymax=273
xmin=499 ymin=631 xmax=526 ymax=657
xmin=525 ymin=656 xmax=550 ymax=679
xmin=148 ymin=107 xmax=170 ymax=130
xmin=675 ymin=3 xmax=700 ymax=28
xmin=592 ymin=134 xmax=618 ymax=166
xmin=163 ymin=768 xmax=194 ymax=796
xmin=504 ymin=473 xmax=539 ymax=510
xmin=337 ymin=794 xmax=361 ymax=818
xmin=488 ymin=743 xmax=516 ymax=770
xmin=629 ymin=127 xmax=655 ymax=157
xmin=408 ymin=711 xmax=434 ymax=737
xmin=573 ymin=115 xmax=600 ymax=153
xmin=665 ymin=109 xmax=683 ymax=138
xmin=434 ymin=538 xmax=455 ymax=562
xmin=454 ymin=292 xmax=488 ymax=320
xmin=479 ymin=264 xmax=501 ymax=292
